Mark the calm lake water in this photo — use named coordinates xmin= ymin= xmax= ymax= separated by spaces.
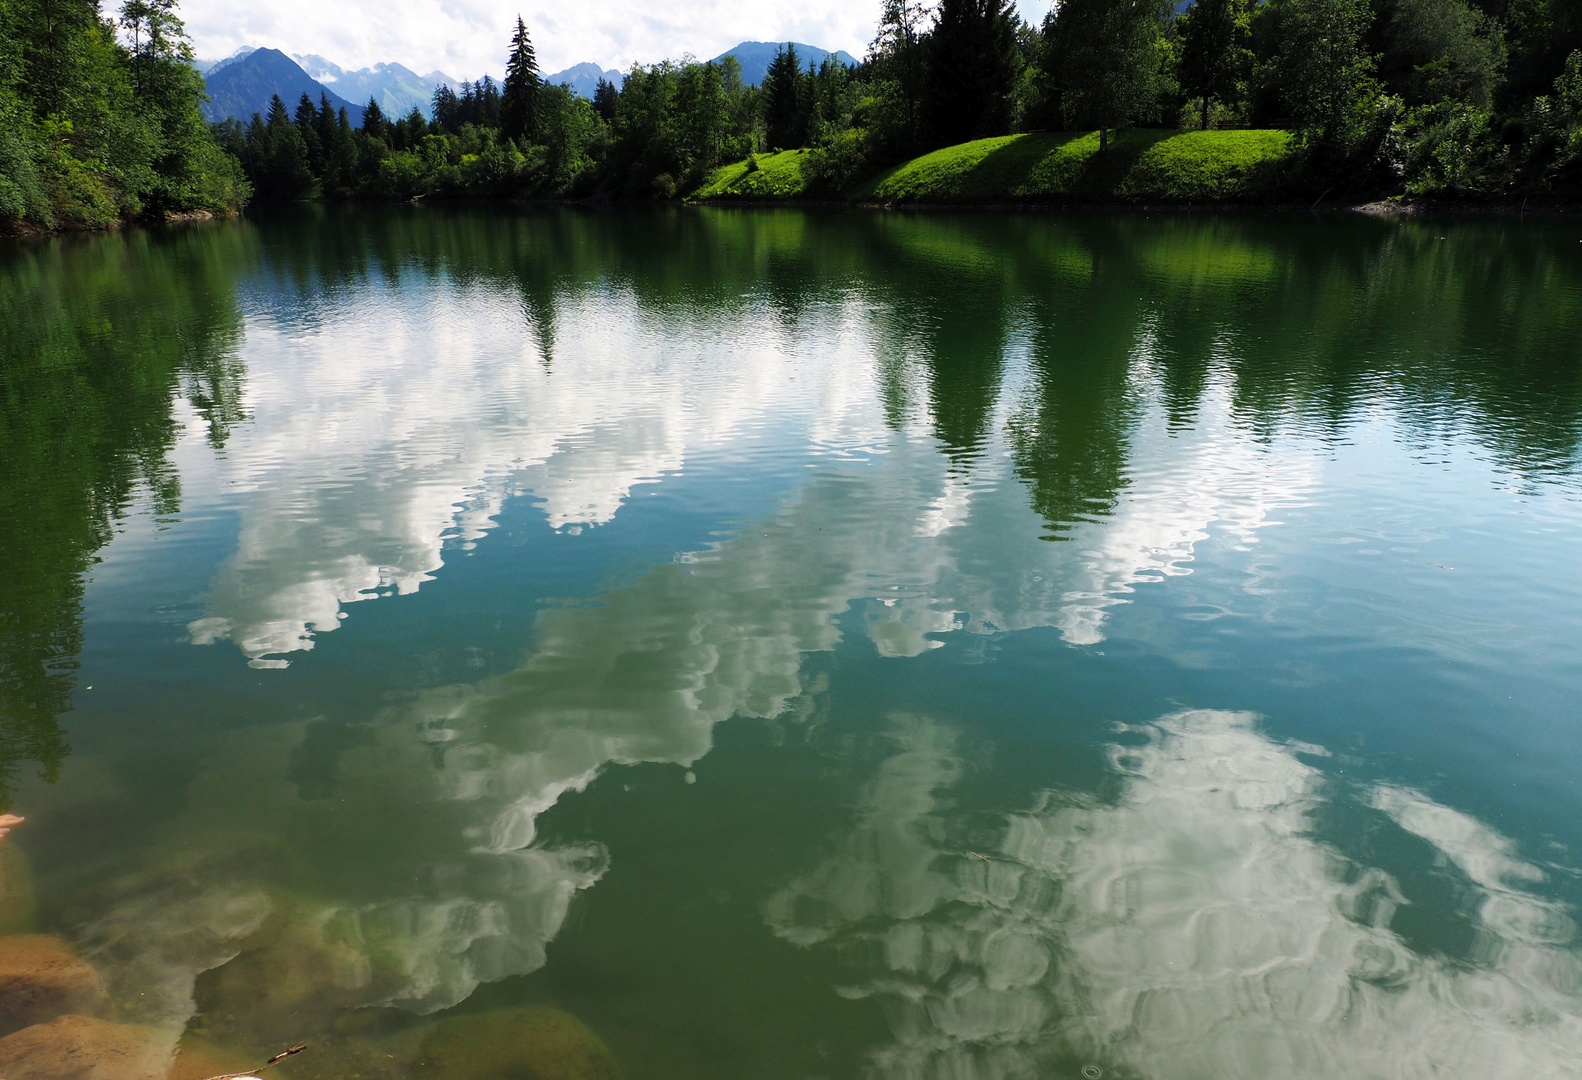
xmin=2 ymin=206 xmax=1582 ymax=1079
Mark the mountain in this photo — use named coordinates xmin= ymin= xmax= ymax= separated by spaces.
xmin=543 ymin=62 xmax=624 ymax=99
xmin=194 ymin=45 xmax=257 ymax=76
xmin=202 ymin=48 xmax=364 ymax=126
xmin=294 ymin=55 xmax=443 ymax=118
xmin=709 ymin=41 xmax=860 ymax=86
xmin=422 ymin=71 xmax=462 ymax=91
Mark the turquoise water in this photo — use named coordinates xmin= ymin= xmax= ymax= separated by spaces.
xmin=2 ymin=206 xmax=1582 ymax=1078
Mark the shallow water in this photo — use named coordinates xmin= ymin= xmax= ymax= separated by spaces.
xmin=2 ymin=205 xmax=1582 ymax=1079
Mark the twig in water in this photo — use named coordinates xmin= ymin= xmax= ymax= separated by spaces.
xmin=200 ymin=1043 xmax=307 ymax=1080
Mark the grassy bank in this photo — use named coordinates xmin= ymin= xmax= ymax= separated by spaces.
xmin=691 ymin=150 xmax=812 ymax=201
xmin=693 ymin=130 xmax=1299 ymax=205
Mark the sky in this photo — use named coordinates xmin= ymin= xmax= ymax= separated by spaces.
xmin=183 ymin=0 xmax=878 ymax=80
xmin=183 ymin=0 xmax=1049 ymax=81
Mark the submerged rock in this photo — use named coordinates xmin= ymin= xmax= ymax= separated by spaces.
xmin=0 ymin=1014 xmax=171 ymax=1080
xmin=0 ymin=936 xmax=108 ymax=1036
xmin=410 ymin=1006 xmax=620 ymax=1080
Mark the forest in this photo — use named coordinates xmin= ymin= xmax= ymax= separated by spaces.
xmin=0 ymin=0 xmax=250 ymax=229
xmin=3 ymin=0 xmax=1582 ymax=229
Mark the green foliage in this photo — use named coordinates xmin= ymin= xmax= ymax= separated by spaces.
xmin=803 ymin=127 xmax=873 ymax=194
xmin=1050 ymin=0 xmax=1170 ymax=149
xmin=1176 ymin=0 xmax=1252 ymax=128
xmin=1381 ymin=0 xmax=1505 ymax=108
xmin=1265 ymin=0 xmax=1379 ymax=144
xmin=0 ymin=0 xmax=246 ymax=231
xmin=924 ymin=0 xmax=1023 ymax=147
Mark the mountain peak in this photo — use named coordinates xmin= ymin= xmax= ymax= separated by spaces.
xmin=708 ymin=41 xmax=860 ymax=86
xmin=201 ymin=48 xmax=364 ymax=125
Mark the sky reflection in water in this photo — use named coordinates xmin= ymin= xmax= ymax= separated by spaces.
xmin=2 ymin=206 xmax=1581 ymax=1079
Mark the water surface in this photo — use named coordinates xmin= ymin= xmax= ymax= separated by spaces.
xmin=3 ymin=206 xmax=1582 ymax=1079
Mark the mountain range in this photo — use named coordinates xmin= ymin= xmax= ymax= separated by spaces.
xmin=294 ymin=55 xmax=459 ymax=118
xmin=196 ymin=40 xmax=859 ymax=126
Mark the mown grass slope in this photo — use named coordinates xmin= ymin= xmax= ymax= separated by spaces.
xmin=693 ymin=130 xmax=1297 ymax=205
xmin=860 ymin=129 xmax=1296 ymax=203
xmin=691 ymin=150 xmax=810 ymax=200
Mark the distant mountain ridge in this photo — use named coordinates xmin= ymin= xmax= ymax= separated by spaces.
xmin=544 ymin=62 xmax=623 ymax=99
xmin=293 ymin=55 xmax=454 ymax=118
xmin=198 ymin=39 xmax=860 ymax=119
xmin=710 ymin=41 xmax=859 ymax=85
xmin=202 ymin=48 xmax=364 ymax=126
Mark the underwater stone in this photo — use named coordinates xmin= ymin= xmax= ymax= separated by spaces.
xmin=0 ymin=1014 xmax=170 ymax=1080
xmin=0 ymin=936 xmax=108 ymax=1037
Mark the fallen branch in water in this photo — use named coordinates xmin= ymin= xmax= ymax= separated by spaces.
xmin=200 ymin=1042 xmax=307 ymax=1080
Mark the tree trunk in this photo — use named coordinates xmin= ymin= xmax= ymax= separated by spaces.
xmin=1100 ymin=126 xmax=1108 ymax=152
xmin=1202 ymin=97 xmax=1210 ymax=130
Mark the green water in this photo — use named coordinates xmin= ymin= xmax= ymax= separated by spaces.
xmin=2 ymin=206 xmax=1582 ymax=1079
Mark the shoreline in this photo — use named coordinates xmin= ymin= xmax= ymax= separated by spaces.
xmin=6 ymin=197 xmax=1579 ymax=241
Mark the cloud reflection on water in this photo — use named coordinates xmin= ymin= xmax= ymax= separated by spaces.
xmin=767 ymin=710 xmax=1582 ymax=1079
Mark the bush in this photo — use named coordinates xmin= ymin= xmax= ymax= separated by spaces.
xmin=802 ymin=128 xmax=872 ymax=195
xmin=0 ymin=175 xmax=24 ymax=223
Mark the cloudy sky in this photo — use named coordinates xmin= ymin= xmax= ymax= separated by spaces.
xmin=183 ymin=0 xmax=1048 ymax=80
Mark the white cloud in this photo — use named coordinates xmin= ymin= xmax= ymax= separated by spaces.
xmin=182 ymin=0 xmax=881 ymax=81
xmin=181 ymin=0 xmax=1054 ymax=82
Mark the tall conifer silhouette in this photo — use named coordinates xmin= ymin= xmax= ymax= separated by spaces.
xmin=502 ymin=16 xmax=541 ymax=142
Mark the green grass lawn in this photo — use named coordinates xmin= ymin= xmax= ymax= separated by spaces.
xmin=859 ymin=129 xmax=1296 ymax=203
xmin=694 ymin=130 xmax=1297 ymax=205
xmin=691 ymin=150 xmax=810 ymax=200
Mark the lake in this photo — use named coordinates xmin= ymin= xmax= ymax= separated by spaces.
xmin=2 ymin=205 xmax=1581 ymax=1079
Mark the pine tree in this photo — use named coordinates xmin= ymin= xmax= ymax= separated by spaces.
xmin=501 ymin=15 xmax=540 ymax=142
xmin=1177 ymin=0 xmax=1252 ymax=128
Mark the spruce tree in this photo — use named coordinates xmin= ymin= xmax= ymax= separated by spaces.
xmin=1177 ymin=0 xmax=1252 ymax=128
xmin=763 ymin=44 xmax=805 ymax=149
xmin=924 ymin=0 xmax=1023 ymax=148
xmin=592 ymin=77 xmax=618 ymax=121
xmin=362 ymin=96 xmax=386 ymax=138
xmin=501 ymin=16 xmax=540 ymax=142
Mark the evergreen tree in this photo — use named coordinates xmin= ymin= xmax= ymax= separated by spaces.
xmin=592 ymin=77 xmax=618 ymax=121
xmin=763 ymin=44 xmax=806 ymax=149
xmin=431 ymin=84 xmax=459 ymax=133
xmin=502 ymin=15 xmax=540 ymax=142
xmin=361 ymin=96 xmax=386 ymax=138
xmin=1050 ymin=0 xmax=1167 ymax=150
xmin=1177 ymin=0 xmax=1252 ymax=128
xmin=260 ymin=94 xmax=312 ymax=199
xmin=294 ymin=92 xmax=324 ymax=174
xmin=924 ymin=0 xmax=1023 ymax=147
